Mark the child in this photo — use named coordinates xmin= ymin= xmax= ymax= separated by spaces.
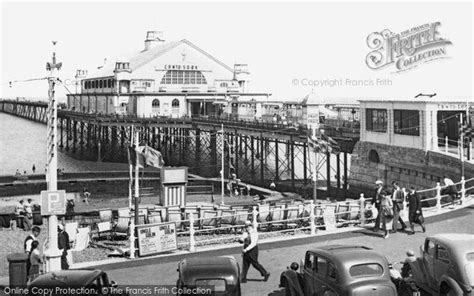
xmin=29 ymin=241 xmax=42 ymax=281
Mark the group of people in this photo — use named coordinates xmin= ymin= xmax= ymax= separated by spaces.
xmin=372 ymin=180 xmax=426 ymax=239
xmin=14 ymin=164 xmax=36 ymax=176
xmin=24 ymin=223 xmax=71 ymax=281
xmin=15 ymin=198 xmax=34 ymax=231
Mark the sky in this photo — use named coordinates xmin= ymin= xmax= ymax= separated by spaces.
xmin=0 ymin=1 xmax=472 ymax=103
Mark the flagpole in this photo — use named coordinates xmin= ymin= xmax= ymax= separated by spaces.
xmin=312 ymin=127 xmax=318 ymax=202
xmin=460 ymin=115 xmax=464 ymax=178
xmin=129 ymin=126 xmax=134 ymax=210
xmin=221 ymin=124 xmax=225 ymax=205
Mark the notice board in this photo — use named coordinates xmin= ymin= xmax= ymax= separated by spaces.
xmin=136 ymin=222 xmax=177 ymax=256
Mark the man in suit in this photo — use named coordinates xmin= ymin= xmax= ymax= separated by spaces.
xmin=372 ymin=180 xmax=387 ymax=232
xmin=58 ymin=224 xmax=70 ymax=269
xmin=391 ymin=181 xmax=407 ymax=233
xmin=407 ymin=187 xmax=426 ymax=234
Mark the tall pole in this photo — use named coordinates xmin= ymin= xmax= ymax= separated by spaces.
xmin=44 ymin=42 xmax=62 ymax=272
xmin=312 ymin=128 xmax=318 ymax=202
xmin=221 ymin=124 xmax=225 ymax=205
xmin=460 ymin=115 xmax=464 ymax=178
xmin=128 ymin=126 xmax=134 ymax=209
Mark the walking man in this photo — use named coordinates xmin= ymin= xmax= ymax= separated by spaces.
xmin=239 ymin=221 xmax=270 ymax=283
xmin=391 ymin=182 xmax=407 ymax=233
xmin=407 ymin=186 xmax=426 ymax=235
xmin=58 ymin=224 xmax=70 ymax=270
xmin=372 ymin=180 xmax=388 ymax=232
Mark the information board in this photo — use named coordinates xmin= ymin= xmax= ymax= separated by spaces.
xmin=40 ymin=190 xmax=66 ymax=215
xmin=137 ymin=222 xmax=177 ymax=256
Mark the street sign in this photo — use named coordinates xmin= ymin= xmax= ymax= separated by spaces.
xmin=40 ymin=190 xmax=66 ymax=216
xmin=136 ymin=222 xmax=177 ymax=256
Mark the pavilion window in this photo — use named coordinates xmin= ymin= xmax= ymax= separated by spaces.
xmin=394 ymin=109 xmax=420 ymax=136
xmin=160 ymin=70 xmax=207 ymax=85
xmin=366 ymin=108 xmax=387 ymax=132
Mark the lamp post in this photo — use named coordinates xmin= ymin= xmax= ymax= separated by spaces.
xmin=43 ymin=41 xmax=63 ymax=272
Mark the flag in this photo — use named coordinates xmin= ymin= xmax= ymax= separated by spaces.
xmin=308 ymin=134 xmax=341 ymax=154
xmin=321 ymin=134 xmax=341 ymax=154
xmin=127 ymin=146 xmax=145 ymax=168
xmin=138 ymin=145 xmax=165 ymax=168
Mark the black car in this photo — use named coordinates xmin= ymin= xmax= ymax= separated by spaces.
xmin=28 ymin=269 xmax=120 ymax=296
xmin=177 ymin=256 xmax=241 ymax=296
xmin=280 ymin=245 xmax=397 ymax=296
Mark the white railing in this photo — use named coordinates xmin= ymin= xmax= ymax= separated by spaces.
xmin=121 ymin=177 xmax=473 ymax=256
xmin=438 ymin=137 xmax=473 ymax=161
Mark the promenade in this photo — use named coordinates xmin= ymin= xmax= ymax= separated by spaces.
xmin=82 ymin=203 xmax=473 ymax=295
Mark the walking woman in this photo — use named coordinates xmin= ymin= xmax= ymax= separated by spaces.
xmin=380 ymin=193 xmax=394 ymax=239
xmin=407 ymin=186 xmax=426 ymax=234
xmin=29 ymin=240 xmax=42 ymax=281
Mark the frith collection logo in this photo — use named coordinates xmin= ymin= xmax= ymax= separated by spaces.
xmin=366 ymin=22 xmax=452 ymax=72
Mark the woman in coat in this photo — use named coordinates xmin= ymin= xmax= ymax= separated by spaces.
xmin=407 ymin=186 xmax=426 ymax=234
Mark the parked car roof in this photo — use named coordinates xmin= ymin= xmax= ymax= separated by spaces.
xmin=309 ymin=245 xmax=387 ymax=266
xmin=29 ymin=270 xmax=103 ymax=288
xmin=179 ymin=256 xmax=239 ymax=284
xmin=428 ymin=234 xmax=474 ymax=254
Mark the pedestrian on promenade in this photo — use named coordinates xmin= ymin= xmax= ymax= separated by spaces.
xmin=58 ymin=224 xmax=70 ymax=270
xmin=239 ymin=221 xmax=270 ymax=283
xmin=380 ymin=193 xmax=393 ymax=239
xmin=32 ymin=164 xmax=36 ymax=174
xmin=23 ymin=198 xmax=33 ymax=231
xmin=24 ymin=226 xmax=41 ymax=275
xmin=15 ymin=199 xmax=25 ymax=230
xmin=28 ymin=240 xmax=42 ymax=281
xmin=372 ymin=180 xmax=388 ymax=233
xmin=442 ymin=176 xmax=457 ymax=206
xmin=82 ymin=187 xmax=90 ymax=204
xmin=407 ymin=187 xmax=426 ymax=235
xmin=391 ymin=182 xmax=407 ymax=233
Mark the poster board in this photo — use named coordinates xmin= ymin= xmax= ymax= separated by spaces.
xmin=136 ymin=222 xmax=177 ymax=256
xmin=323 ymin=205 xmax=337 ymax=231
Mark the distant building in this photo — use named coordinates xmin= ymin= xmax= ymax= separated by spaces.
xmin=67 ymin=31 xmax=270 ymax=118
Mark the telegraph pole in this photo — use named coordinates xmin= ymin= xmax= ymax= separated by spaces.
xmin=43 ymin=41 xmax=63 ymax=272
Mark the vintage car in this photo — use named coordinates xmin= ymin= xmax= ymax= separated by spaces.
xmin=177 ymin=256 xmax=241 ymax=296
xmin=406 ymin=233 xmax=474 ymax=296
xmin=280 ymin=245 xmax=397 ymax=296
xmin=28 ymin=269 xmax=120 ymax=295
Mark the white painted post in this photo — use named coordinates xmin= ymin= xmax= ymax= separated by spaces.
xmin=460 ymin=176 xmax=466 ymax=204
xmin=189 ymin=213 xmax=195 ymax=252
xmin=129 ymin=218 xmax=135 ymax=259
xmin=359 ymin=193 xmax=366 ymax=226
xmin=436 ymin=182 xmax=442 ymax=212
xmin=445 ymin=136 xmax=448 ymax=153
xmin=252 ymin=206 xmax=258 ymax=230
xmin=309 ymin=201 xmax=316 ymax=235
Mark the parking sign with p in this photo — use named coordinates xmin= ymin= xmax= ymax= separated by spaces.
xmin=41 ymin=190 xmax=66 ymax=216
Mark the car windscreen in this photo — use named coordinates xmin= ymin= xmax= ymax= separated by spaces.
xmin=466 ymin=252 xmax=474 ymax=286
xmin=195 ymin=279 xmax=226 ymax=292
xmin=349 ymin=263 xmax=383 ymax=277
